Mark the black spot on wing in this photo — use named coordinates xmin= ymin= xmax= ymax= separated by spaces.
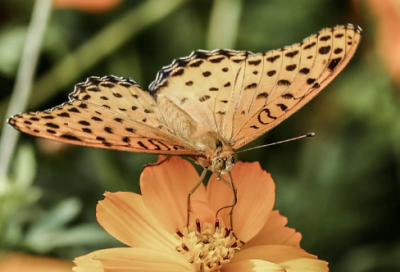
xmin=277 ymin=103 xmax=288 ymax=111
xmin=61 ymin=134 xmax=81 ymax=141
xmin=328 ymin=57 xmax=342 ymax=71
xmin=299 ymin=68 xmax=310 ymax=74
xmin=209 ymin=57 xmax=225 ymax=63
xmin=46 ymin=123 xmax=59 ymax=129
xmin=92 ymin=116 xmax=102 ymax=121
xmin=67 ymin=107 xmax=79 ymax=113
xmin=266 ymin=55 xmax=280 ymax=62
xmin=319 ymin=46 xmax=331 ymax=54
xmin=58 ymin=112 xmax=70 ymax=117
xmin=285 ymin=50 xmax=299 ymax=58
xmin=78 ymin=120 xmax=90 ymax=126
xmin=104 ymin=127 xmax=113 ymax=134
xmin=245 ymin=83 xmax=258 ymax=90
xmin=334 ymin=48 xmax=343 ymax=54
xmin=319 ymin=35 xmax=331 ymax=41
xmin=199 ymin=95 xmax=210 ymax=102
xmin=277 ymin=80 xmax=291 ymax=86
xmin=171 ymin=68 xmax=184 ymax=77
xmin=307 ymin=78 xmax=316 ymax=85
xmin=137 ymin=141 xmax=149 ymax=149
xmin=286 ymin=64 xmax=297 ymax=71
xmin=282 ymin=93 xmax=294 ymax=99
xmin=256 ymin=93 xmax=268 ymax=99
xmin=248 ymin=59 xmax=261 ymax=65
xmin=100 ymin=83 xmax=115 ymax=88
xmin=189 ymin=60 xmax=203 ymax=67
xmin=304 ymin=42 xmax=316 ymax=50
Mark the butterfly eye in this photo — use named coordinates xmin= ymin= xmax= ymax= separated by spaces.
xmin=230 ymin=154 xmax=238 ymax=164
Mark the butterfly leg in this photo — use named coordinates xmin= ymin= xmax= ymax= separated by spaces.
xmin=143 ymin=155 xmax=171 ymax=169
xmin=187 ymin=168 xmax=208 ymax=227
xmin=216 ymin=172 xmax=237 ymax=230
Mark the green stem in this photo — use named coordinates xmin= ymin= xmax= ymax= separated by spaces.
xmin=0 ymin=0 xmax=53 ymax=187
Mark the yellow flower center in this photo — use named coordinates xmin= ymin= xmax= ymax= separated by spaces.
xmin=175 ymin=219 xmax=240 ymax=272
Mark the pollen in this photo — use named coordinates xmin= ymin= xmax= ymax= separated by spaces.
xmin=175 ymin=219 xmax=240 ymax=272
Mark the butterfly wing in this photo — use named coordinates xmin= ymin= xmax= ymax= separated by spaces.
xmin=149 ymin=24 xmax=361 ymax=151
xmin=8 ymin=76 xmax=195 ymax=155
xmin=149 ymin=49 xmax=248 ymax=137
xmin=231 ymin=24 xmax=362 ymax=148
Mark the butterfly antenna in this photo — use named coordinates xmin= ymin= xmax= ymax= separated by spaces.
xmin=235 ymin=132 xmax=315 ymax=154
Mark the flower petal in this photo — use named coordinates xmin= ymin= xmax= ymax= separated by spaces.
xmin=223 ymin=259 xmax=285 ymax=272
xmin=279 ymin=258 xmax=329 ymax=272
xmin=140 ymin=156 xmax=214 ymax=233
xmin=96 ymin=192 xmax=176 ymax=252
xmin=73 ymin=248 xmax=191 ymax=272
xmin=207 ymin=161 xmax=275 ymax=242
xmin=232 ymin=245 xmax=317 ymax=264
xmin=244 ymin=210 xmax=302 ymax=248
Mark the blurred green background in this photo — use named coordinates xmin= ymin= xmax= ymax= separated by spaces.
xmin=0 ymin=0 xmax=400 ymax=271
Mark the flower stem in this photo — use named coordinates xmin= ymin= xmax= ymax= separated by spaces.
xmin=0 ymin=0 xmax=52 ymax=187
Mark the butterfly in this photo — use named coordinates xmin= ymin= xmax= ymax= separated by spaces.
xmin=8 ymin=24 xmax=361 ymax=175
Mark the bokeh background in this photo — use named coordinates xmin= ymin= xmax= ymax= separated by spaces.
xmin=0 ymin=0 xmax=400 ymax=271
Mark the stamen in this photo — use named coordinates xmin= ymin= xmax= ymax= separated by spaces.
xmin=196 ymin=219 xmax=201 ymax=233
xmin=175 ymin=222 xmax=240 ymax=271
xmin=182 ymin=243 xmax=189 ymax=252
xmin=176 ymin=229 xmax=184 ymax=238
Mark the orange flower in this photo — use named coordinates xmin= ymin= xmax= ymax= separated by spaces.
xmin=73 ymin=156 xmax=328 ymax=272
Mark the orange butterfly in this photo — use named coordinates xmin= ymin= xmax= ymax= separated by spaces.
xmin=9 ymin=24 xmax=361 ymax=176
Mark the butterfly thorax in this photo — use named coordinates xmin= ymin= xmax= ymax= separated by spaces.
xmin=157 ymin=94 xmax=237 ymax=173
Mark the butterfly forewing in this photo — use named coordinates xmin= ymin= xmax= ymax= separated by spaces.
xmin=152 ymin=50 xmax=246 ymax=137
xmin=232 ymin=24 xmax=361 ymax=148
xmin=9 ymin=76 xmax=194 ymax=155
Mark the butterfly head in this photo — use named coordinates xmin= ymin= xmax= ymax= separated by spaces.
xmin=211 ymin=152 xmax=238 ymax=174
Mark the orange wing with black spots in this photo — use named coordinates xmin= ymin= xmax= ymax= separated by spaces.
xmin=231 ymin=24 xmax=361 ymax=148
xmin=8 ymin=76 xmax=194 ymax=155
